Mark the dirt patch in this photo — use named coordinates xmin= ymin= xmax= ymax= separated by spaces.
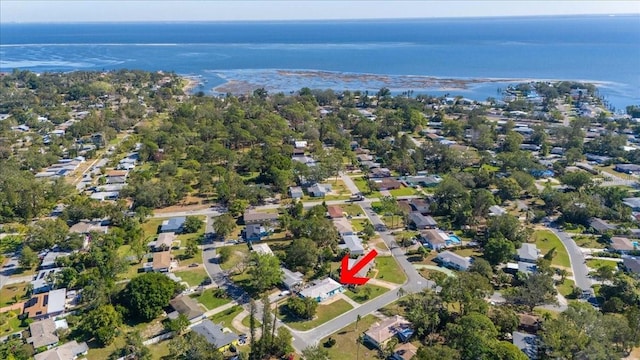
xmin=154 ymin=195 xmax=211 ymax=213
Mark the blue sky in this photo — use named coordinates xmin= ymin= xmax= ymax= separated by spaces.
xmin=1 ymin=1 xmax=638 ymax=23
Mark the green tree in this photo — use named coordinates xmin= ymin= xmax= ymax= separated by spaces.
xmin=445 ymin=312 xmax=498 ymax=360
xmin=80 ymin=304 xmax=123 ymax=346
xmin=183 ymin=216 xmax=203 ymax=233
xmin=212 ymin=213 xmax=235 ymax=239
xmin=301 ymin=345 xmax=330 ymax=360
xmin=469 ymin=258 xmax=493 ymax=279
xmin=285 ymin=296 xmax=318 ymax=320
xmin=18 ymin=246 xmax=38 ymax=269
xmin=217 ymin=246 xmax=232 ymax=263
xmin=248 ymin=253 xmax=283 ymax=293
xmin=121 ymin=272 xmax=180 ymax=321
xmin=502 ymin=131 xmax=524 ymax=152
xmin=285 ymin=238 xmax=318 ymax=273
xmin=168 ymin=331 xmax=224 ymax=360
xmin=185 ymin=238 xmax=199 ymax=258
xmin=165 ymin=313 xmax=190 ymax=334
xmin=114 ymin=330 xmax=151 ymax=360
xmin=491 ymin=341 xmax=528 ymax=360
xmin=483 ymin=237 xmax=516 ymax=265
xmin=560 ymin=171 xmax=593 ymax=191
xmin=504 ymin=272 xmax=556 ymax=310
xmin=489 ymin=307 xmax=519 ymax=336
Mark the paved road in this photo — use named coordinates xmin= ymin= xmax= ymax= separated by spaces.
xmin=549 ymin=227 xmax=592 ymax=291
xmin=0 ymin=253 xmax=27 ymax=289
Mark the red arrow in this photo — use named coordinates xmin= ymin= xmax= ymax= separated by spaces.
xmin=340 ymin=249 xmax=378 ymax=285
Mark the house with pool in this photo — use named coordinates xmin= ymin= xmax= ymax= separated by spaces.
xmin=419 ymin=229 xmax=461 ymax=250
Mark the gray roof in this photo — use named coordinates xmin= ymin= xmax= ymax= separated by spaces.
xmin=243 ymin=211 xmax=279 ymax=223
xmin=160 ymin=217 xmax=186 ymax=232
xmin=623 ymin=197 xmax=640 ymax=209
xmin=436 ymin=251 xmax=471 ymax=270
xmin=47 ymin=288 xmax=66 ymax=314
xmin=409 ymin=212 xmax=435 ymax=228
xmin=32 ymin=268 xmax=61 ymax=294
xmin=28 ymin=318 xmax=59 ymax=348
xmin=512 ymin=331 xmax=538 ymax=359
xmin=40 ymin=251 xmax=70 ymax=269
xmin=191 ymin=320 xmax=238 ymax=349
xmin=282 ymin=267 xmax=304 ymax=289
xmin=589 ymin=217 xmax=617 ymax=232
xmin=489 ymin=205 xmax=507 ymax=216
xmin=622 ymin=257 xmax=640 ymax=274
xmin=34 ymin=340 xmax=88 ymax=360
xmin=169 ymin=295 xmax=205 ymax=320
xmin=340 ymin=234 xmax=364 ymax=254
xmin=518 ymin=244 xmax=539 ymax=262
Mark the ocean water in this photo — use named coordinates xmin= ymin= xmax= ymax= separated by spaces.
xmin=1 ymin=16 xmax=639 ymax=109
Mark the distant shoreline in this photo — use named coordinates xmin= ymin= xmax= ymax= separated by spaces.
xmin=207 ymin=69 xmax=612 ymax=95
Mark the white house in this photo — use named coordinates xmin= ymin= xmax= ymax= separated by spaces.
xmin=299 ymin=278 xmax=344 ymax=302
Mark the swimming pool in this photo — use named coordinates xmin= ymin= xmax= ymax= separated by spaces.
xmin=448 ymin=235 xmax=462 ymax=244
xmin=633 ymin=241 xmax=639 ymax=248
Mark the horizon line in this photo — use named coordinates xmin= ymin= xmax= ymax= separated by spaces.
xmin=2 ymin=12 xmax=639 ymax=25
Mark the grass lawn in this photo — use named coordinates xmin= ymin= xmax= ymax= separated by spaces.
xmin=219 ymin=244 xmax=250 ymax=271
xmin=344 ymin=284 xmax=389 ymax=303
xmin=321 ymin=314 xmax=380 ymax=360
xmin=190 ymin=289 xmax=232 ymax=310
xmin=389 ymin=186 xmax=416 ymax=197
xmin=352 ymin=177 xmax=382 ymax=198
xmin=174 ymin=268 xmax=209 ymax=287
xmin=351 ymin=218 xmax=369 ymax=232
xmin=173 ymin=248 xmax=203 ymax=267
xmin=0 ymin=282 xmax=29 ymax=307
xmin=149 ymin=340 xmax=171 ymax=360
xmin=241 ymin=314 xmax=261 ymax=329
xmin=381 ymin=215 xmax=404 ymax=229
xmin=210 ymin=305 xmax=244 ymax=332
xmin=120 ymin=262 xmax=144 ymax=280
xmin=573 ymin=235 xmax=606 ymax=249
xmin=452 ymin=248 xmax=482 ymax=258
xmin=374 ymin=256 xmax=407 ymax=284
xmin=0 ymin=310 xmax=27 ymax=336
xmin=532 ymin=230 xmax=571 ymax=268
xmin=586 ymin=259 xmax=619 ymax=270
xmin=87 ymin=336 xmax=126 ymax=360
xmin=141 ymin=218 xmax=164 ymax=238
xmin=339 ymin=204 xmax=364 ymax=216
xmin=557 ymin=278 xmax=576 ymax=297
xmin=280 ymin=299 xmax=353 ymax=331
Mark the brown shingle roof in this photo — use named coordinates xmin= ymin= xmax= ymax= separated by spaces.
xmin=327 ymin=205 xmax=343 ymax=218
xmin=169 ymin=295 xmax=205 ymax=320
xmin=610 ymin=237 xmax=635 ymax=251
xmin=152 ymin=252 xmax=172 ymax=271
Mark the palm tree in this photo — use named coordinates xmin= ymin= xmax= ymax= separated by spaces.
xmin=355 ymin=314 xmax=362 ymax=360
xmin=397 ymin=287 xmax=406 ymax=298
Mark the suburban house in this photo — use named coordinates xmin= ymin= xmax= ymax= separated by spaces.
xmin=518 ymin=313 xmax=541 ymax=333
xmin=609 ymin=237 xmax=636 ymax=254
xmin=408 ymin=212 xmax=437 ymax=229
xmin=169 ymin=295 xmax=205 ymax=322
xmin=251 ymin=243 xmax=274 ymax=256
xmin=409 ymin=198 xmax=431 ymax=214
xmin=505 ymin=262 xmax=537 ymax=275
xmin=151 ymin=252 xmax=173 ymax=272
xmin=40 ymin=250 xmax=71 ymax=270
xmin=369 ymin=167 xmax=391 ymax=178
xmin=327 ymin=205 xmax=344 ymax=219
xmin=518 ymin=243 xmax=540 ymax=263
xmin=32 ymin=268 xmax=61 ymax=294
xmin=289 ymin=186 xmax=304 ymax=199
xmin=191 ymin=320 xmax=239 ymax=352
xmin=404 ymin=175 xmax=442 ymax=188
xmin=33 ymin=340 xmax=89 ymax=360
xmin=299 ymin=278 xmax=344 ymax=302
xmin=27 ymin=318 xmax=59 ymax=349
xmin=68 ymin=220 xmax=108 ymax=235
xmin=243 ymin=211 xmax=279 ymax=225
xmin=622 ymin=257 xmax=640 ymax=275
xmin=622 ymin=197 xmax=640 ymax=212
xmin=343 ymin=256 xmax=374 ymax=278
xmin=23 ymin=288 xmax=67 ymax=319
xmin=372 ymin=178 xmax=402 ymax=191
xmin=512 ymin=331 xmax=539 ymax=360
xmin=363 ymin=315 xmax=414 ymax=349
xmin=614 ymin=163 xmax=640 ymax=174
xmin=307 ymin=183 xmax=332 ymax=197
xmin=104 ymin=169 xmax=128 ymax=184
xmin=489 ymin=205 xmax=508 ymax=217
xmin=242 ymin=224 xmax=270 ymax=242
xmin=589 ymin=217 xmax=617 ymax=233
xmin=281 ymin=268 xmax=304 ymax=290
xmin=420 ymin=229 xmax=451 ymax=250
xmin=339 ymin=234 xmax=365 ymax=256
xmin=333 ymin=218 xmax=354 ymax=236
xmin=392 ymin=343 xmax=419 ymax=360
xmin=148 ymin=232 xmax=176 ymax=251
xmin=435 ymin=251 xmax=471 ymax=271
xmin=160 ymin=217 xmax=186 ymax=233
